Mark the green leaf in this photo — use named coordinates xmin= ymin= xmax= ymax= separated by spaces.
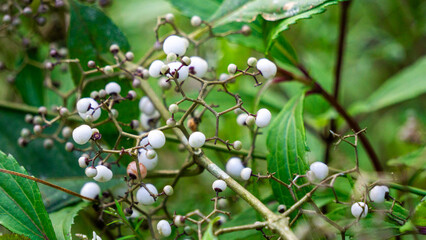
xmin=50 ymin=202 xmax=88 ymax=240
xmin=265 ymin=0 xmax=340 ymax=52
xmin=68 ymin=0 xmax=130 ymax=86
xmin=0 ymin=151 xmax=56 ymax=240
xmin=220 ymin=208 xmax=262 ymax=239
xmin=387 ymin=147 xmax=426 ymax=169
xmin=350 ymin=56 xmax=426 ymax=115
xmin=412 ymin=200 xmax=426 ymax=227
xmin=202 ymin=216 xmax=220 ymax=240
xmin=209 ymin=0 xmax=339 ymax=27
xmin=266 ymin=91 xmax=310 ymax=208
xmin=15 ymin=49 xmax=44 ymax=107
xmin=168 ymin=0 xmax=222 ymax=19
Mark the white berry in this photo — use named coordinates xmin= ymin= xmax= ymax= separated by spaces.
xmin=157 ymin=220 xmax=171 ymax=237
xmin=148 ymin=60 xmax=165 ymax=78
xmin=80 ymin=182 xmax=101 ymax=200
xmin=245 ymin=115 xmax=256 ymax=126
xmin=138 ymin=149 xmax=158 ymax=170
xmin=93 ymin=165 xmax=113 ymax=182
xmin=369 ymin=185 xmax=388 ymax=203
xmin=78 ymin=98 xmax=101 ymax=121
xmin=174 ymin=215 xmax=185 ymax=227
xmin=76 ymin=98 xmax=91 ymax=113
xmin=136 ymin=184 xmax=158 ymax=205
xmin=188 ymin=131 xmax=206 ymax=148
xmin=309 ymin=162 xmax=329 ymax=181
xmin=139 ymin=96 xmax=156 ymax=115
xmin=105 ymin=82 xmax=121 ymax=95
xmin=226 ymin=157 xmax=244 ymax=178
xmin=85 ymin=166 xmax=97 ymax=178
xmin=169 ymin=104 xmax=179 ymax=113
xmin=237 ymin=113 xmax=248 ymax=126
xmin=163 ymin=35 xmax=187 ymax=56
xmin=191 ymin=16 xmax=202 ymax=27
xmin=255 ymin=108 xmax=272 ymax=128
xmin=163 ymin=185 xmax=174 ymax=196
xmin=227 ymin=63 xmax=237 ymax=74
xmin=78 ymin=155 xmax=88 ymax=168
xmin=256 ymin=58 xmax=277 ymax=79
xmin=189 ymin=56 xmax=208 ymax=77
xmin=351 ymin=202 xmax=368 ymax=218
xmin=212 ymin=180 xmax=227 ymax=192
xmin=139 ymin=137 xmax=153 ymax=150
xmin=240 ymin=167 xmax=252 ymax=181
xmin=167 ymin=61 xmax=189 ymax=81
xmin=148 ymin=130 xmax=166 ymax=149
xmin=72 ymin=125 xmax=93 ymax=145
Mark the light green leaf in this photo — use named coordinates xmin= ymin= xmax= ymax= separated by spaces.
xmin=209 ymin=0 xmax=338 ymax=27
xmin=202 ymin=216 xmax=220 ymax=240
xmin=350 ymin=56 xmax=426 ymax=115
xmin=266 ymin=92 xmax=310 ymax=211
xmin=168 ymin=0 xmax=222 ymax=19
xmin=0 ymin=151 xmax=56 ymax=240
xmin=412 ymin=200 xmax=426 ymax=227
xmin=387 ymin=147 xmax=426 ymax=169
xmin=50 ymin=202 xmax=88 ymax=240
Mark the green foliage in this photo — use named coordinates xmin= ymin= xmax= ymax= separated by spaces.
xmin=350 ymin=56 xmax=426 ymax=115
xmin=50 ymin=202 xmax=88 ymax=240
xmin=412 ymin=200 xmax=426 ymax=227
xmin=202 ymin=216 xmax=220 ymax=240
xmin=0 ymin=151 xmax=56 ymax=240
xmin=266 ymin=92 xmax=310 ymax=208
xmin=387 ymin=147 xmax=426 ymax=169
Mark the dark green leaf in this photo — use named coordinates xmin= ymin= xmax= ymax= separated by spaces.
xmin=168 ymin=0 xmax=222 ymax=19
xmin=68 ymin=0 xmax=130 ymax=86
xmin=266 ymin=91 xmax=310 ymax=208
xmin=0 ymin=151 xmax=56 ymax=240
xmin=387 ymin=147 xmax=426 ymax=169
xmin=220 ymin=208 xmax=262 ymax=239
xmin=50 ymin=202 xmax=88 ymax=240
xmin=350 ymin=56 xmax=426 ymax=115
xmin=15 ymin=49 xmax=44 ymax=107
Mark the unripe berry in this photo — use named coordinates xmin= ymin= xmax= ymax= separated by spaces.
xmin=23 ymin=7 xmax=32 ymax=15
xmin=139 ymin=96 xmax=156 ymax=115
xmin=369 ymin=185 xmax=389 ymax=203
xmin=241 ymin=25 xmax=251 ymax=36
xmin=256 ymin=58 xmax=277 ymax=79
xmin=255 ymin=108 xmax=272 ymax=128
xmin=247 ymin=57 xmax=257 ymax=67
xmin=99 ymin=89 xmax=107 ymax=98
xmin=65 ymin=142 xmax=74 ymax=152
xmin=20 ymin=128 xmax=31 ymax=138
xmin=109 ymin=44 xmax=119 ymax=54
xmin=168 ymin=104 xmax=179 ymax=114
xmin=167 ymin=61 xmax=189 ymax=81
xmin=136 ymin=184 xmax=158 ymax=205
xmin=105 ymin=82 xmax=121 ymax=95
xmin=166 ymin=118 xmax=176 ymax=127
xmin=72 ymin=125 xmax=92 ymax=145
xmin=138 ymin=149 xmax=158 ymax=170
xmin=165 ymin=13 xmax=174 ymax=22
xmin=125 ymin=51 xmax=134 ymax=61
xmin=212 ymin=180 xmax=227 ymax=192
xmin=233 ymin=140 xmax=242 ymax=150
xmin=79 ymin=155 xmax=89 ymax=168
xmin=43 ymin=139 xmax=54 ymax=149
xmin=189 ymin=56 xmax=208 ymax=77
xmin=130 ymin=120 xmax=139 ymax=130
xmin=18 ymin=137 xmax=28 ymax=147
xmin=227 ymin=63 xmax=237 ymax=74
xmin=158 ymin=77 xmax=171 ymax=90
xmin=188 ymin=131 xmax=206 ymax=148
xmin=38 ymin=106 xmax=47 ymax=115
xmin=33 ymin=125 xmax=43 ymax=135
xmin=132 ymin=78 xmax=141 ymax=88
xmin=277 ymin=204 xmax=286 ymax=213
xmin=191 ymin=15 xmax=202 ymax=27
xmin=33 ymin=116 xmax=43 ymax=125
xmin=351 ymin=202 xmax=368 ymax=218
xmin=245 ymin=115 xmax=256 ymax=126
xmin=25 ymin=114 xmax=33 ymax=123
xmin=127 ymin=161 xmax=147 ymax=179
xmin=219 ymin=73 xmax=230 ymax=82
xmin=174 ymin=215 xmax=185 ymax=227
xmin=240 ymin=167 xmax=252 ymax=181
xmin=59 ymin=107 xmax=69 ymax=116
xmin=80 ymin=182 xmax=101 ymax=200
xmin=226 ymin=157 xmax=244 ymax=178
xmin=167 ymin=52 xmax=177 ymax=62
xmin=309 ymin=162 xmax=329 ymax=181
xmin=157 ymin=220 xmax=171 ymax=237
xmin=93 ymin=165 xmax=113 ymax=182
xmin=236 ymin=113 xmax=248 ymax=126
xmin=85 ymin=166 xmax=97 ymax=178
xmin=103 ymin=65 xmax=114 ymax=75
xmin=163 ymin=185 xmax=174 ymax=196
xmin=160 ymin=64 xmax=170 ymax=75
xmin=87 ymin=60 xmax=96 ymax=68
xmin=163 ymin=35 xmax=187 ymax=56
xmin=142 ymin=69 xmax=150 ymax=79
xmin=146 ymin=149 xmax=157 ymax=159
xmin=45 ymin=62 xmax=54 ymax=70
xmin=127 ymin=90 xmax=137 ymax=100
